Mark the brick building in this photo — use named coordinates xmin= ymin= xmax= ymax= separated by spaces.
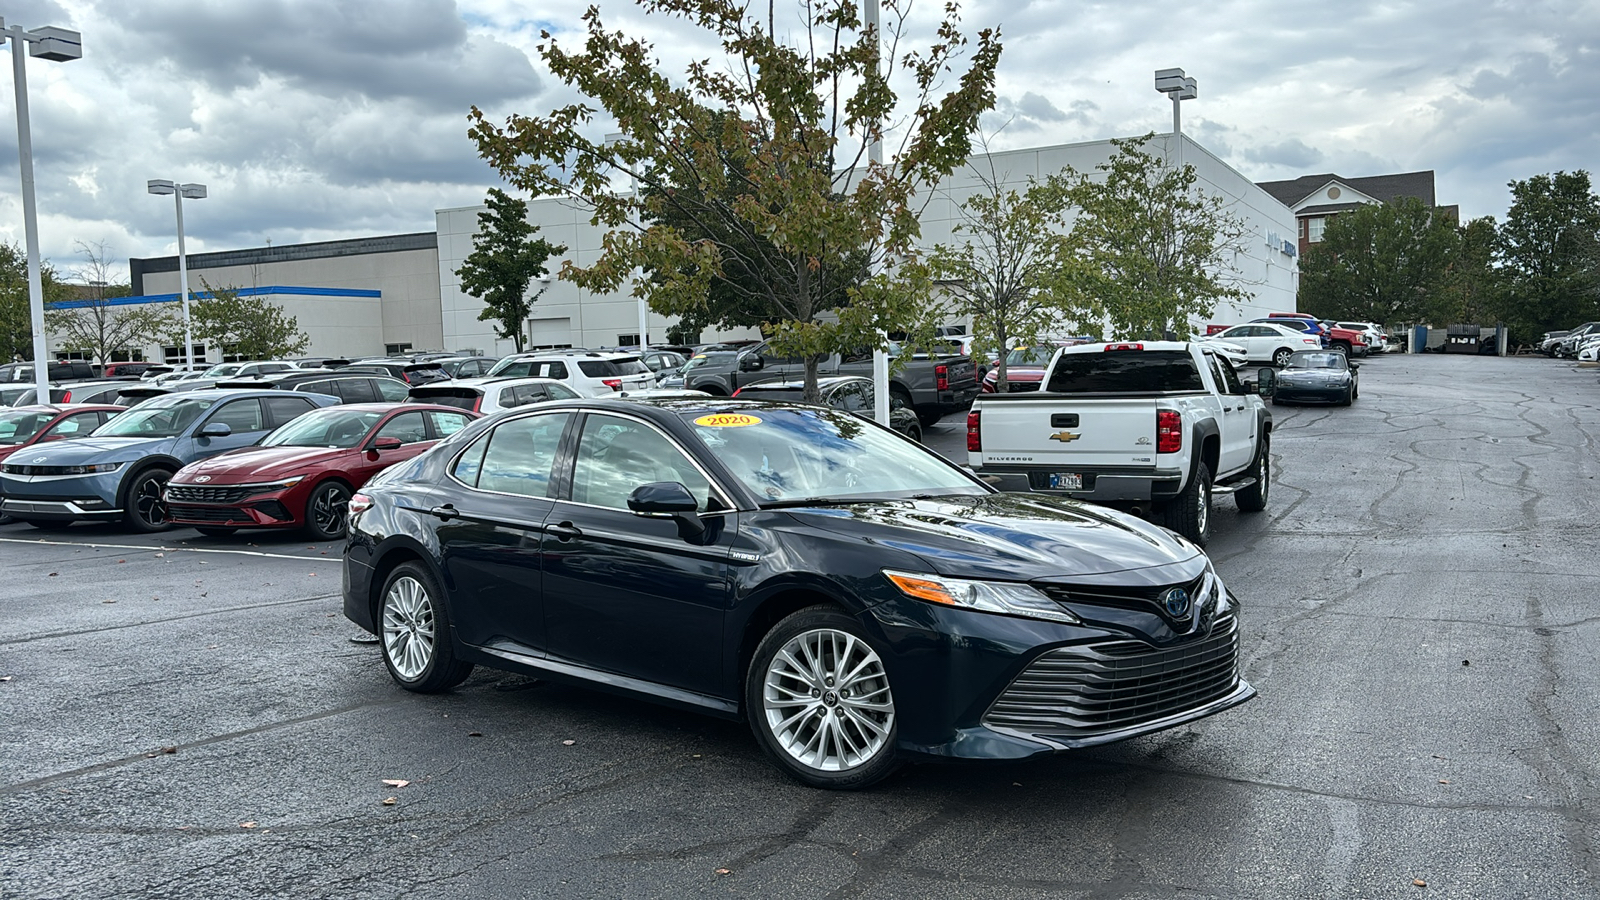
xmin=1256 ymin=170 xmax=1459 ymax=256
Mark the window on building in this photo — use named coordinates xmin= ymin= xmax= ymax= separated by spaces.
xmin=1307 ymin=217 xmax=1327 ymax=243
xmin=55 ymin=350 xmax=90 ymax=361
xmin=385 ymin=342 xmax=414 ymax=356
xmin=527 ymin=343 xmax=573 ymax=351
xmin=163 ymin=345 xmax=206 ymax=364
xmin=221 ymin=342 xmax=247 ymax=363
xmin=617 ymin=334 xmax=641 ymax=347
xmin=108 ymin=349 xmax=145 ymax=362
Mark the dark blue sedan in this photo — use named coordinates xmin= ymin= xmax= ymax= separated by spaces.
xmin=342 ymin=399 xmax=1255 ymax=789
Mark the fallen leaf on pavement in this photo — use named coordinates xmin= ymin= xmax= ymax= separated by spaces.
xmin=160 ymin=746 xmax=177 ymax=754
xmin=0 ymin=675 xmax=13 ymax=682
xmin=240 ymin=822 xmax=258 ymax=829
xmin=102 ymin=599 xmax=116 ymax=604
xmin=1439 ymin=779 xmax=1450 ymax=784
xmin=468 ymin=731 xmax=483 ymax=737
xmin=382 ymin=779 xmax=410 ymax=788
xmin=48 ymin=572 xmax=57 ymax=577
xmin=715 ymin=868 xmax=731 ymax=876
xmin=116 ymin=559 xmax=125 ymax=564
xmin=154 ymin=552 xmax=164 ymax=558
xmin=1413 ymin=878 xmax=1427 ymax=887
xmin=562 ymin=740 xmax=575 ymax=746
xmin=381 ymin=797 xmax=397 ymax=806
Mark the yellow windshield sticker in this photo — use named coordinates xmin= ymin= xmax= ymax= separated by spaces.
xmin=694 ymin=413 xmax=762 ymax=428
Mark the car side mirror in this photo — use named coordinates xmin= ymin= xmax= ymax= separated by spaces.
xmin=739 ymin=356 xmax=764 ymax=372
xmin=1349 ymin=362 xmax=1360 ymax=371
xmin=628 ymin=481 xmax=706 ymax=540
xmin=1256 ymin=368 xmax=1276 ymax=396
xmin=372 ymin=436 xmax=404 ymax=451
xmin=198 ymin=422 xmax=232 ymax=438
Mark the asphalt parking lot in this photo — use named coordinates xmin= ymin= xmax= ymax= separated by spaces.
xmin=4 ymin=353 xmax=1600 ymax=899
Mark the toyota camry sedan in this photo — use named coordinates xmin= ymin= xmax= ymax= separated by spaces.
xmin=343 ymin=399 xmax=1255 ymax=789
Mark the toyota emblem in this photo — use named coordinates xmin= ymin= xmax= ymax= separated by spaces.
xmin=1160 ymin=587 xmax=1191 ymax=618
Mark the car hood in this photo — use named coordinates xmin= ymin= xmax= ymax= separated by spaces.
xmin=784 ymin=492 xmax=1204 ymax=582
xmin=3 ymin=435 xmax=178 ymax=466
xmin=173 ymin=445 xmax=349 ymax=482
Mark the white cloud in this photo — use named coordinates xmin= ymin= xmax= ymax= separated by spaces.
xmin=0 ymin=0 xmax=1589 ymax=284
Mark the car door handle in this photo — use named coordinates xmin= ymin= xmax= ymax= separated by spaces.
xmin=544 ymin=521 xmax=582 ymax=541
xmin=428 ymin=504 xmax=458 ymax=521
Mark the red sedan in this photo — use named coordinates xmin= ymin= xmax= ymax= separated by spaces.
xmin=165 ymin=404 xmax=479 ymax=540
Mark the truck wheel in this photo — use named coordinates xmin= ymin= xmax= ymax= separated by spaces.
xmin=1332 ymin=341 xmax=1351 ymax=355
xmin=1161 ymin=462 xmax=1213 ymax=546
xmin=1235 ymin=437 xmax=1269 ymax=513
xmin=915 ymin=408 xmax=942 ymax=428
xmin=1272 ymin=348 xmax=1293 ymax=367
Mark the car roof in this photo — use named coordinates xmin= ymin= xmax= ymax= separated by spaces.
xmin=735 ymin=376 xmax=866 ymax=391
xmin=3 ymin=402 xmax=124 ymax=414
xmin=417 ymin=376 xmax=565 ymax=389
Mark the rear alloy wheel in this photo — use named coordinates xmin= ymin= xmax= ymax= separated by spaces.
xmin=748 ymin=606 xmax=900 ymax=789
xmin=379 ymin=562 xmax=473 ymax=692
xmin=1272 ymin=347 xmax=1293 ymax=368
xmin=1162 ymin=462 xmax=1213 ymax=545
xmin=1235 ymin=437 xmax=1270 ymax=513
xmin=303 ymin=481 xmax=351 ymax=541
xmin=123 ymin=469 xmax=173 ymax=533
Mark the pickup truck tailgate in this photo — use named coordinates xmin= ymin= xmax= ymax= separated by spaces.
xmin=977 ymin=399 xmax=1158 ymax=469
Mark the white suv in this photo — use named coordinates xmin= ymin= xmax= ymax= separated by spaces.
xmin=407 ymin=376 xmax=580 ymax=414
xmin=484 ymin=351 xmax=655 ymax=397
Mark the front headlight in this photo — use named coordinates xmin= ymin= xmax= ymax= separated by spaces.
xmin=883 ymin=570 xmax=1082 ymax=625
xmin=243 ymin=476 xmax=306 ymax=495
xmin=68 ymin=462 xmax=125 ymax=475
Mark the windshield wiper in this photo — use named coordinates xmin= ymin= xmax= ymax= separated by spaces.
xmin=761 ymin=497 xmax=884 ymax=509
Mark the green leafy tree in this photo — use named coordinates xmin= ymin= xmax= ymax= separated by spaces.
xmin=1430 ymin=216 xmax=1504 ymax=326
xmin=188 ymin=278 xmax=309 ymax=359
xmin=0 ymin=242 xmax=74 ymax=362
xmin=467 ymin=0 xmax=1001 ymax=399
xmin=1498 ymin=170 xmax=1600 ymax=340
xmin=1297 ymin=196 xmax=1459 ymax=325
xmin=928 ymin=163 xmax=1085 ymax=389
xmin=456 ymin=188 xmax=566 ymax=353
xmin=45 ymin=241 xmax=172 ymax=366
xmin=1062 ymin=136 xmax=1249 ymax=339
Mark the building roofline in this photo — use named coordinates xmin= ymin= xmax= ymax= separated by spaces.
xmin=130 ymin=232 xmax=437 ymax=294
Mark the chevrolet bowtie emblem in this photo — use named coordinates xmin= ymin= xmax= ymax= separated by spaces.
xmin=1049 ymin=430 xmax=1082 ymax=443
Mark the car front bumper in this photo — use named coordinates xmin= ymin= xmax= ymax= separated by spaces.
xmin=0 ymin=471 xmax=125 ymax=520
xmin=1274 ymin=380 xmax=1350 ymax=402
xmin=165 ymin=482 xmax=306 ymax=530
xmin=860 ymin=585 xmax=1255 ymax=761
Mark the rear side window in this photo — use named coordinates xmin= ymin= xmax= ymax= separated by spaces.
xmin=265 ymin=396 xmax=316 ymax=426
xmin=374 ymin=379 xmax=410 ymax=402
xmin=413 ymin=389 xmax=480 ymax=411
xmin=577 ymin=360 xmax=617 ymax=377
xmin=337 ymin=379 xmax=379 ymax=403
xmin=426 ymin=411 xmax=472 ymax=437
xmin=477 ymin=413 xmax=572 ymax=498
xmin=546 ymin=383 xmax=579 ymax=400
xmin=1045 ymin=351 xmax=1206 ymax=393
xmin=207 ymin=399 xmax=266 ymax=432
xmin=612 ymin=358 xmax=650 ymax=376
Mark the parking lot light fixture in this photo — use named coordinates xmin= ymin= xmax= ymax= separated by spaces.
xmin=2 ymin=17 xmax=83 ymax=404
xmin=148 ymin=179 xmax=207 ymax=371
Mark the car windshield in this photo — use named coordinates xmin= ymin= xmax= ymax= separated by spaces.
xmin=263 ymin=407 xmax=385 ymax=448
xmin=92 ymin=396 xmax=216 ymax=438
xmin=0 ymin=409 xmax=54 ymax=444
xmin=208 ymin=363 xmax=243 ymax=377
xmin=1006 ymin=346 xmax=1056 ymax=366
xmin=683 ymin=407 xmax=985 ymax=505
xmin=1287 ymin=352 xmax=1347 ymax=369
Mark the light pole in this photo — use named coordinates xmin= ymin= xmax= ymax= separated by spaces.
xmin=866 ymin=0 xmax=890 ymax=426
xmin=604 ymin=132 xmax=650 ymax=352
xmin=1 ymin=18 xmax=82 ymax=403
xmin=147 ymin=179 xmax=207 ymax=371
xmin=1154 ymin=68 xmax=1197 ymax=167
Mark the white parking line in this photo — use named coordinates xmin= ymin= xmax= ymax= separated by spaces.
xmin=0 ymin=536 xmax=335 ymax=562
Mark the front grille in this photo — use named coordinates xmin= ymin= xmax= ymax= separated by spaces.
xmin=4 ymin=465 xmax=83 ymax=477
xmin=166 ymin=503 xmax=251 ymax=524
xmin=982 ymin=611 xmax=1239 ymax=738
xmin=1038 ymin=574 xmax=1208 ymax=623
xmin=166 ymin=485 xmax=256 ymax=504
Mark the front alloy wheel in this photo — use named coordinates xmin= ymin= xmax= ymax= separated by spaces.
xmin=304 ymin=481 xmax=351 ymax=540
xmin=748 ymin=607 xmax=899 ymax=789
xmin=123 ymin=469 xmax=173 ymax=533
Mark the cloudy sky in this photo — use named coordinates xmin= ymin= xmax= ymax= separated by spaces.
xmin=0 ymin=0 xmax=1593 ymax=285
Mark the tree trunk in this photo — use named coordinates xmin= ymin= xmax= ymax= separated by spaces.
xmin=803 ymin=355 xmax=821 ymax=404
xmin=993 ymin=322 xmax=1009 ymax=391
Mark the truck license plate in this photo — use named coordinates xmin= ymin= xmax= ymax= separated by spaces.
xmin=1049 ymin=473 xmax=1083 ymax=490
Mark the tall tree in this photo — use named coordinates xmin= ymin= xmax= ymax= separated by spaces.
xmin=45 ymin=241 xmax=172 ymax=365
xmin=1062 ymin=136 xmax=1249 ymax=339
xmin=188 ymin=278 xmax=310 ymax=359
xmin=1431 ymin=216 xmax=1504 ymax=326
xmin=1498 ymin=170 xmax=1600 ymax=339
xmin=1297 ymin=196 xmax=1459 ymax=325
xmin=927 ymin=162 xmax=1084 ymax=389
xmin=467 ymin=0 xmax=1001 ymax=399
xmin=455 ymin=188 xmax=566 ymax=353
xmin=0 ymin=242 xmax=73 ymax=362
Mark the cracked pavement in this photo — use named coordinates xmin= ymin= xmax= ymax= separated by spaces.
xmin=3 ymin=353 xmax=1599 ymax=898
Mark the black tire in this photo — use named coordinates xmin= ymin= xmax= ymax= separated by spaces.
xmin=121 ymin=468 xmax=173 ymax=533
xmin=1235 ymin=436 xmax=1270 ymax=513
xmin=1339 ymin=386 xmax=1353 ymax=407
xmin=1161 ymin=462 xmax=1213 ymax=546
xmin=746 ymin=605 xmax=901 ymax=790
xmin=906 ymin=424 xmax=923 ymax=444
xmin=302 ymin=481 xmax=351 ymax=541
xmin=1352 ymin=381 xmax=1359 ymax=400
xmin=194 ymin=526 xmax=238 ymax=537
xmin=1272 ymin=347 xmax=1293 ymax=368
xmin=378 ymin=561 xmax=474 ymax=693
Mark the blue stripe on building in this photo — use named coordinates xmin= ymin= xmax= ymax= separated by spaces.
xmin=49 ymin=285 xmax=382 ymax=310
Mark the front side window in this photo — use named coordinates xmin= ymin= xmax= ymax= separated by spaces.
xmin=476 ymin=413 xmax=572 ymax=498
xmin=375 ymin=411 xmax=428 ymax=444
xmin=570 ymin=414 xmax=713 ymax=511
xmin=43 ymin=412 xmax=103 ymax=440
xmin=206 ymin=399 xmax=265 ymax=433
xmin=0 ymin=409 xmax=54 ymax=444
xmin=264 ymin=408 xmax=385 ymax=448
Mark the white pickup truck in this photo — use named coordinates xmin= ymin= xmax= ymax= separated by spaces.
xmin=966 ymin=341 xmax=1271 ymax=544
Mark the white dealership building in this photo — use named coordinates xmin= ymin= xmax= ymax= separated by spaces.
xmin=92 ymin=133 xmax=1296 ymax=364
